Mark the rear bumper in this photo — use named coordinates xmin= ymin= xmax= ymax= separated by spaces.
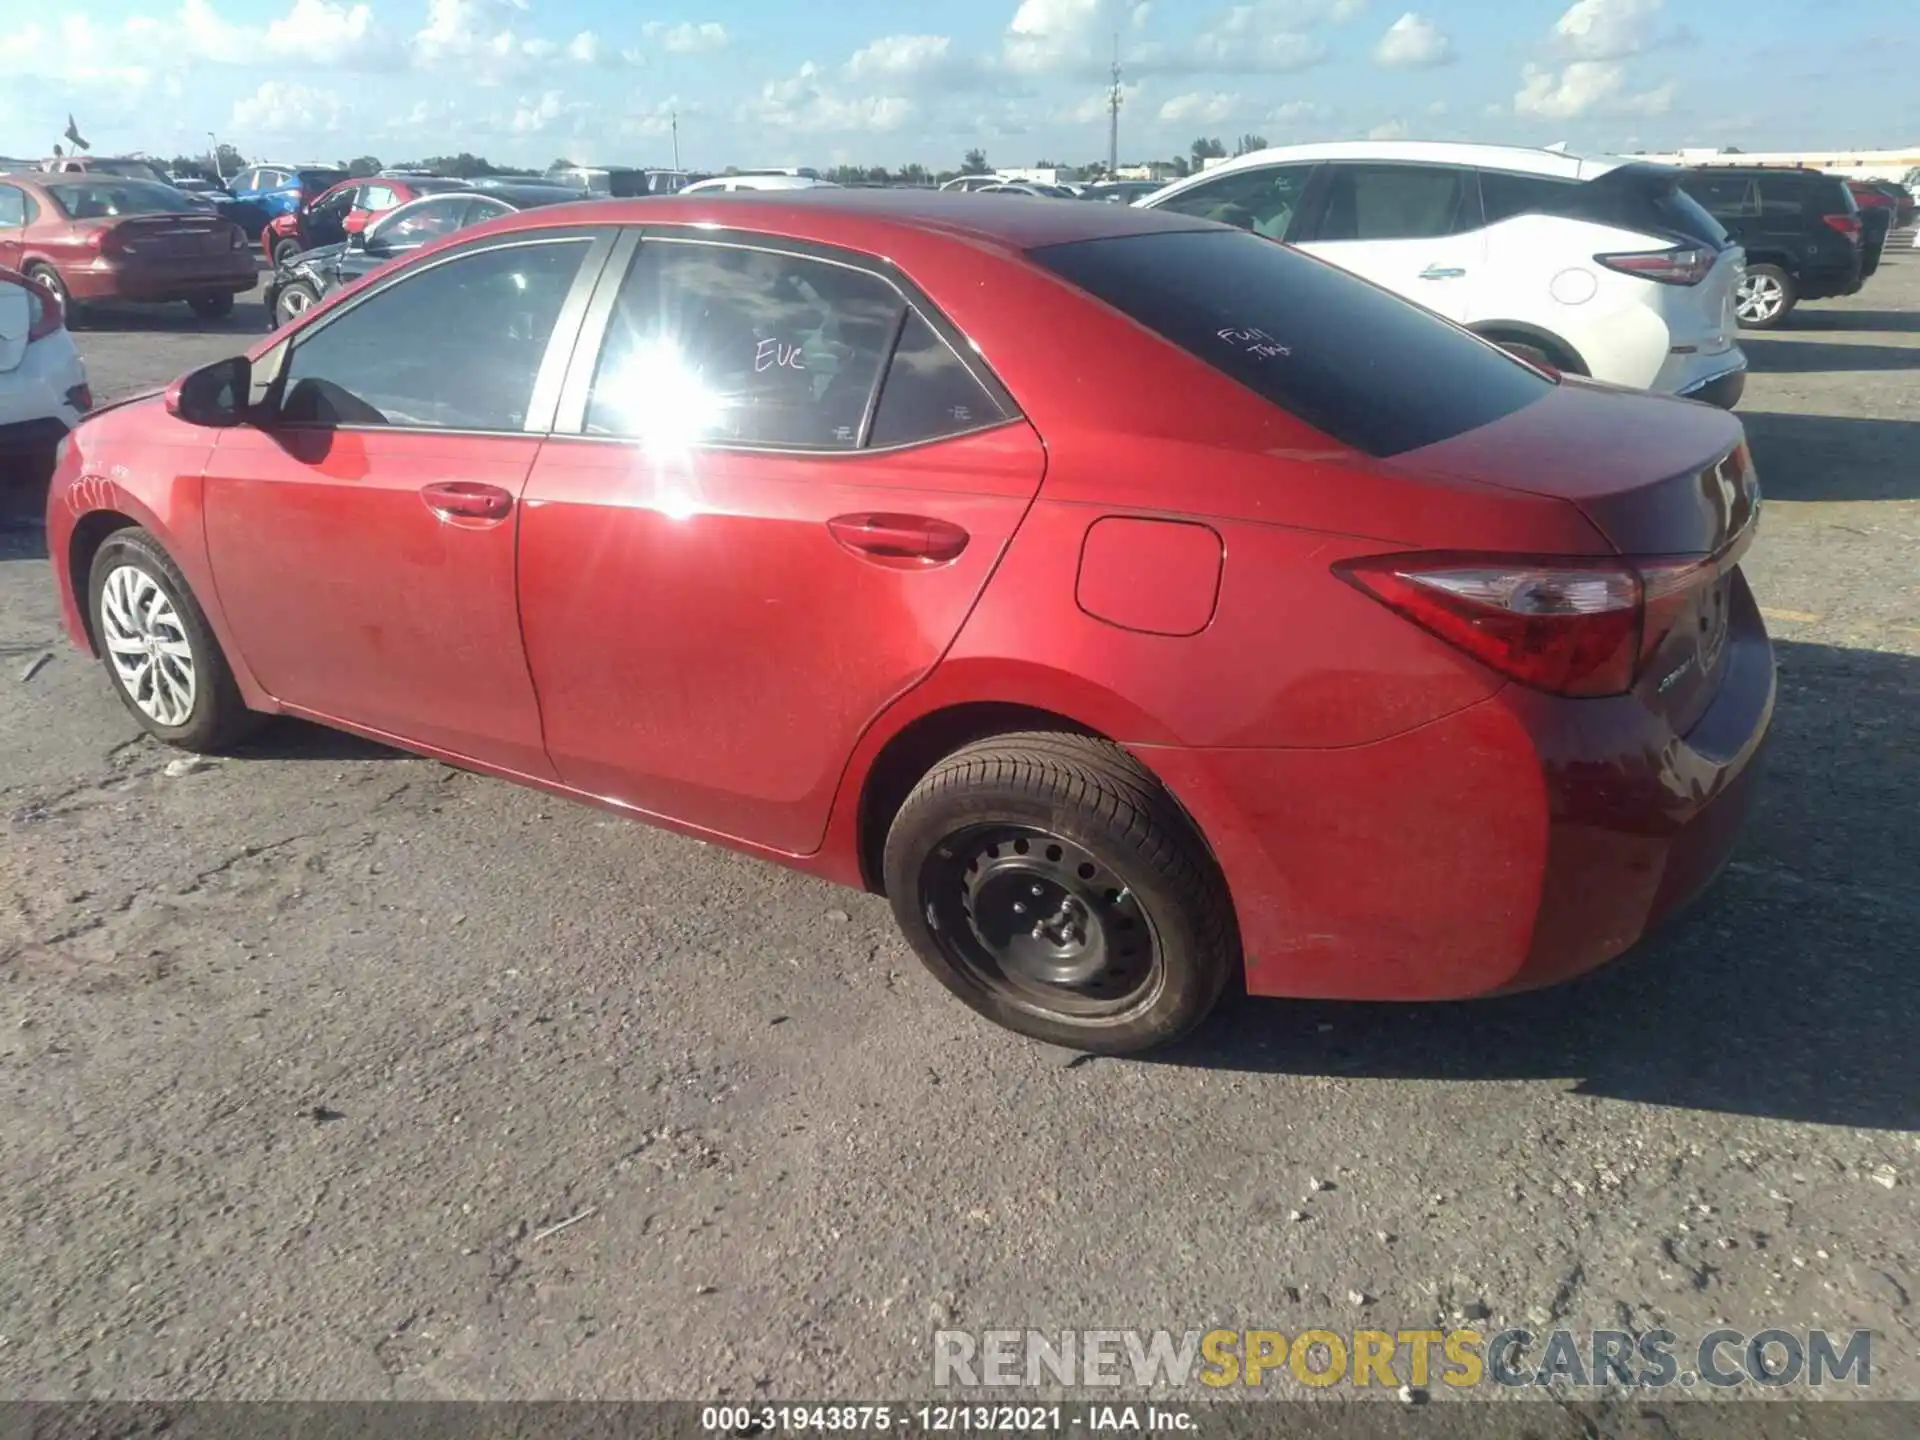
xmin=65 ymin=257 xmax=258 ymax=303
xmin=1678 ymin=360 xmax=1747 ymax=410
xmin=1143 ymin=574 xmax=1774 ymax=1002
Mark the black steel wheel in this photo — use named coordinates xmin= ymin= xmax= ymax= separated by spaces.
xmin=883 ymin=731 xmax=1239 ymax=1053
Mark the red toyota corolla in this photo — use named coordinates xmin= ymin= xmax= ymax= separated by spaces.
xmin=44 ymin=193 xmax=1773 ymax=1053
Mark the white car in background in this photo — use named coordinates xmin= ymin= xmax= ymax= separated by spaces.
xmin=0 ymin=266 xmax=89 ymax=488
xmin=679 ymin=175 xmax=841 ymax=194
xmin=1141 ymin=140 xmax=1749 ymax=407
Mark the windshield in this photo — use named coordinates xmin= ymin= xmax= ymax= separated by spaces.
xmin=43 ymin=179 xmax=199 ymax=219
xmin=1032 ymin=228 xmax=1554 ymax=458
xmin=89 ymin=159 xmax=170 ymax=184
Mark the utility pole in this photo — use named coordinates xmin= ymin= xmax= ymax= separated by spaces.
xmin=671 ymin=110 xmax=680 ymax=171
xmin=1106 ymin=34 xmax=1122 ymax=178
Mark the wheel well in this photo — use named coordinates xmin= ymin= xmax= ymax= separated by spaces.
xmin=68 ymin=511 xmax=140 ymax=653
xmin=1471 ymin=323 xmax=1590 ymax=376
xmin=856 ymin=703 xmax=1101 ymax=894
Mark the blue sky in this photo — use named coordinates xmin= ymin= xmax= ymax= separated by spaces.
xmin=0 ymin=0 xmax=1910 ymax=172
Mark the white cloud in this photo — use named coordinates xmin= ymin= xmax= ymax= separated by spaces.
xmin=1367 ymin=117 xmax=1409 ymax=139
xmin=739 ymin=62 xmax=913 ymax=135
xmin=231 ymin=79 xmax=345 ymax=134
xmin=1266 ymin=98 xmax=1330 ymax=125
xmin=1003 ymin=0 xmax=1149 ymax=76
xmin=1548 ymin=0 xmax=1682 ymax=60
xmin=847 ymin=34 xmax=957 ymax=80
xmin=1158 ymin=90 xmax=1244 ymax=125
xmin=1514 ymin=59 xmax=1674 ymax=118
xmin=566 ymin=31 xmax=601 ymax=63
xmin=1373 ymin=12 xmax=1453 ymax=68
xmin=643 ymin=20 xmax=729 ymax=55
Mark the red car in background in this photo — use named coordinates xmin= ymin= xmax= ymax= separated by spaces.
xmin=43 ymin=193 xmax=1774 ymax=1053
xmin=0 ymin=172 xmax=255 ymax=319
xmin=262 ymin=175 xmax=468 ymax=265
xmin=1846 ymin=179 xmax=1916 ymax=229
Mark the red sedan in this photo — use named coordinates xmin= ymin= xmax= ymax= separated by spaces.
xmin=44 ymin=193 xmax=1773 ymax=1053
xmin=0 ymin=173 xmax=255 ymax=318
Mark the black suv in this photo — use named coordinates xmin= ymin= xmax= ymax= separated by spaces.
xmin=1678 ymin=167 xmax=1863 ymax=329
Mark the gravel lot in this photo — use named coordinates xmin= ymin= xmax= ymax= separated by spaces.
xmin=1 ymin=262 xmax=1915 ymax=1415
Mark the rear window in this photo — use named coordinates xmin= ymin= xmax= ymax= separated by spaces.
xmin=298 ymin=169 xmax=348 ymax=192
xmin=41 ymin=179 xmax=196 ymax=218
xmin=90 ymin=159 xmax=170 ymax=184
xmin=1031 ymin=228 xmax=1553 ymax=459
xmin=1569 ymin=167 xmax=1728 ymax=247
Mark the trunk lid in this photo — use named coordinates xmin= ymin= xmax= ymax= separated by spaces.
xmin=1391 ymin=378 xmax=1759 ymax=733
xmin=102 ymin=214 xmax=237 ymax=260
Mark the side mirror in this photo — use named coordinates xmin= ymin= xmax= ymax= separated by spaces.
xmin=164 ymin=355 xmax=252 ymax=428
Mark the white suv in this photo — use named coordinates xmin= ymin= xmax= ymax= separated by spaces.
xmin=0 ymin=266 xmax=90 ymax=489
xmin=1141 ymin=141 xmax=1748 ymax=408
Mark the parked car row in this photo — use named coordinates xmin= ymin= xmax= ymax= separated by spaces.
xmin=263 ymin=182 xmax=587 ymax=324
xmin=41 ymin=187 xmax=1775 ymax=1054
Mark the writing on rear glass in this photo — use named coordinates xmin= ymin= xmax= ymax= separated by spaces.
xmin=1217 ymin=326 xmax=1291 ymax=359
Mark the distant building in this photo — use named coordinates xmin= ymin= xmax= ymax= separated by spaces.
xmin=1115 ymin=161 xmax=1181 ymax=181
xmin=1634 ymin=145 xmax=1920 ymax=182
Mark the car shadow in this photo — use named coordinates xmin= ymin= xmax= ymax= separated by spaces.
xmin=70 ymin=300 xmax=269 ymax=335
xmin=0 ymin=468 xmax=51 ymax=559
xmin=1741 ymin=337 xmax=1920 ymax=374
xmin=1736 ymin=412 xmax=1920 ymax=502
xmin=1784 ymin=307 xmax=1919 ymax=334
xmin=1155 ymin=639 xmax=1920 ymax=1133
xmin=229 ymin=718 xmax=404 ymax=762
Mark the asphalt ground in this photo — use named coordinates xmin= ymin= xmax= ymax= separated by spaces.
xmin=0 ymin=260 xmax=1915 ymax=1421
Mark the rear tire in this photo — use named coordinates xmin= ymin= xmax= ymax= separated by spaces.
xmin=882 ymin=731 xmax=1239 ymax=1054
xmin=24 ymin=262 xmax=72 ymax=319
xmin=87 ymin=527 xmax=262 ymax=753
xmin=273 ymin=281 xmax=320 ymax=326
xmin=1734 ymin=264 xmax=1795 ymax=329
xmin=188 ymin=292 xmax=235 ymax=320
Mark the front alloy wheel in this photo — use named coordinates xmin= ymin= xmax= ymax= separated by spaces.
xmin=99 ymin=563 xmax=197 ymax=726
xmin=87 ymin=527 xmax=261 ymax=752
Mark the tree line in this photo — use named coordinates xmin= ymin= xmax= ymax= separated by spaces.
xmin=163 ymin=134 xmax=1277 ymax=188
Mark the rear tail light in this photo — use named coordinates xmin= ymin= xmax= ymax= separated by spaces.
xmin=1595 ymin=245 xmax=1714 ymax=285
xmin=1334 ymin=550 xmax=1725 ymax=698
xmin=1821 ymin=213 xmax=1862 ymax=242
xmin=88 ymin=225 xmax=136 ymax=257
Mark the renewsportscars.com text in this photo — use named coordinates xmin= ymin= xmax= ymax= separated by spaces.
xmin=933 ymin=1327 xmax=1873 ymax=1391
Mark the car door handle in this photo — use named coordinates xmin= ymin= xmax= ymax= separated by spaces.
xmin=421 ymin=481 xmax=514 ymax=522
xmin=1419 ymin=265 xmax=1467 ymax=279
xmin=828 ymin=513 xmax=970 ymax=564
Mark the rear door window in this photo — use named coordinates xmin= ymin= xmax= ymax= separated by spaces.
xmin=1031 ymin=228 xmax=1552 ymax=458
xmin=1478 ymin=169 xmax=1580 ymax=223
xmin=1681 ymin=173 xmax=1761 ymax=221
xmin=1312 ymin=163 xmax=1475 ymax=242
xmin=1149 ymin=164 xmax=1317 ymax=240
xmin=584 ymin=240 xmax=908 ymax=450
xmin=867 ymin=311 xmax=1012 ymax=447
xmin=0 ymin=185 xmax=24 ymax=227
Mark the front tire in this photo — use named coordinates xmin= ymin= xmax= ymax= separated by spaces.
xmin=1734 ymin=264 xmax=1795 ymax=329
xmin=188 ymin=291 xmax=235 ymax=319
xmin=882 ymin=732 xmax=1239 ymax=1054
xmin=88 ymin=528 xmax=261 ymax=752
